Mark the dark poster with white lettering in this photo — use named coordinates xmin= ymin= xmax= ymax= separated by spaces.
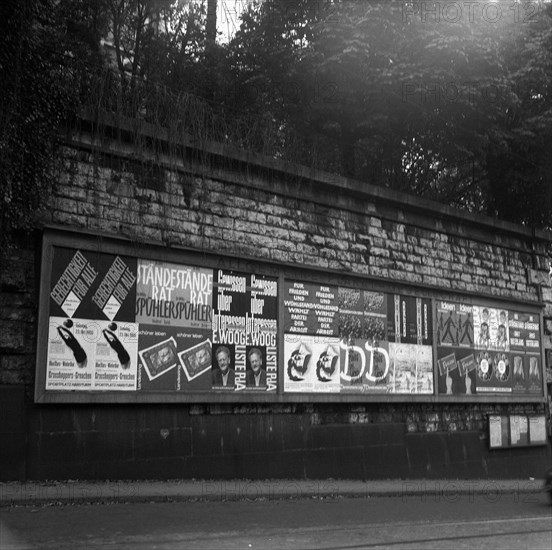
xmin=212 ymin=270 xmax=278 ymax=392
xmin=388 ymin=295 xmax=429 ymax=344
xmin=283 ymin=281 xmax=339 ymax=336
xmin=49 ymin=248 xmax=137 ymax=322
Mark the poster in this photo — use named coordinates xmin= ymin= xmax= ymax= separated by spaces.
xmin=509 ymin=312 xmax=543 ymax=395
xmin=388 ymin=295 xmax=432 ymax=345
xmin=489 ymin=415 xmax=508 ymax=448
xmin=436 ymin=347 xmax=476 ymax=395
xmin=388 ymin=343 xmax=433 ymax=394
xmin=212 ymin=270 xmax=278 ymax=392
xmin=528 ymin=416 xmax=547 ymax=445
xmin=135 ymin=260 xmax=213 ymax=391
xmin=436 ymin=302 xmax=474 ymax=348
xmin=46 ymin=249 xmax=139 ymax=391
xmin=473 ymin=306 xmax=509 ymax=351
xmin=510 ymin=415 xmax=529 ymax=446
xmin=284 ymin=335 xmax=341 ymax=393
xmin=283 ymin=281 xmax=338 ymax=336
xmin=339 ymin=339 xmax=392 ymax=393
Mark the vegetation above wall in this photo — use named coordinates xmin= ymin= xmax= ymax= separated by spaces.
xmin=2 ymin=0 xmax=552 ymax=253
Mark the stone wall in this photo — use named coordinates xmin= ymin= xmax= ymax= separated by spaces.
xmin=1 ymin=121 xmax=551 ymax=481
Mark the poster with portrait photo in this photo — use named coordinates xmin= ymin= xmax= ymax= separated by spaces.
xmin=244 ymin=345 xmax=271 ymax=391
xmin=473 ymin=306 xmax=498 ymax=350
xmin=245 ymin=345 xmax=266 ymax=389
xmin=492 ymin=309 xmax=509 ymax=351
xmin=211 ymin=343 xmax=237 ymax=390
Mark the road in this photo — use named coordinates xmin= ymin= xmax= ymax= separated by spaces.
xmin=1 ymin=491 xmax=551 ymax=549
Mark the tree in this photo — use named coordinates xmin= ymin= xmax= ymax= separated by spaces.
xmin=0 ymin=0 xmax=95 ymax=252
xmin=225 ymin=0 xmax=552 ymax=226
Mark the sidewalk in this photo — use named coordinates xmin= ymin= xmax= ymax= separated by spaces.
xmin=0 ymin=478 xmax=545 ymax=506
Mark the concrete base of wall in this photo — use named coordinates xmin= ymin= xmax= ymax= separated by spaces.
xmin=2 ymin=387 xmax=550 ymax=482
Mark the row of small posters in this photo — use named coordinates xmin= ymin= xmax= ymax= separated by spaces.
xmin=283 ymin=283 xmax=434 ymax=393
xmin=44 ymin=247 xmax=544 ymax=396
xmin=435 ymin=301 xmax=542 ymax=394
xmin=46 ymin=248 xmax=277 ymax=392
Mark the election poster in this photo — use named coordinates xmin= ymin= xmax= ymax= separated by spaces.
xmin=283 ymin=281 xmax=338 ymax=336
xmin=212 ymin=270 xmax=278 ymax=392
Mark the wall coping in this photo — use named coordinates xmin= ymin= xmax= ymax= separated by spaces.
xmin=73 ymin=110 xmax=552 ymax=245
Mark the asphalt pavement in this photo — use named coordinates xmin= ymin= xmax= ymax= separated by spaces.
xmin=0 ymin=477 xmax=546 ymax=507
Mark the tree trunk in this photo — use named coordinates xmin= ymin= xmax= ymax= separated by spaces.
xmin=206 ymin=0 xmax=217 ymax=48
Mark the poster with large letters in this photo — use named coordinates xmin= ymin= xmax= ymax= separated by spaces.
xmin=212 ymin=270 xmax=278 ymax=392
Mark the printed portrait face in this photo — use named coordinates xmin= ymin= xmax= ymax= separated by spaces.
xmin=216 ymin=349 xmax=230 ymax=373
xmin=249 ymin=351 xmax=262 ymax=373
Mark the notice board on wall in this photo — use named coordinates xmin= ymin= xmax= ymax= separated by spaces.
xmin=488 ymin=414 xmax=548 ymax=449
xmin=35 ymin=230 xmax=547 ymax=403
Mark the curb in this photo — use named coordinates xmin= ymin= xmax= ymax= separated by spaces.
xmin=0 ymin=479 xmax=546 ymax=507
